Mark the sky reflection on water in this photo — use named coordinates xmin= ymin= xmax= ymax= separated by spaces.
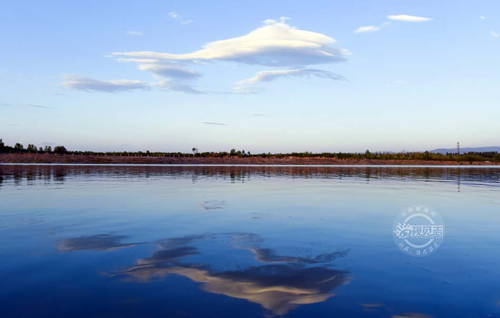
xmin=1 ymin=165 xmax=500 ymax=317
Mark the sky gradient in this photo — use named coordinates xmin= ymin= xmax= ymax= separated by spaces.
xmin=1 ymin=0 xmax=499 ymax=153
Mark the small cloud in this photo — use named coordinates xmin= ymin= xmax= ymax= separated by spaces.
xmin=234 ymin=68 xmax=346 ymax=93
xmin=490 ymin=30 xmax=498 ymax=38
xmin=263 ymin=17 xmax=291 ymax=25
xmin=201 ymin=122 xmax=227 ymax=126
xmin=138 ymin=64 xmax=201 ymax=80
xmin=168 ymin=11 xmax=193 ymax=25
xmin=480 ymin=16 xmax=486 ymax=20
xmin=387 ymin=15 xmax=432 ymax=22
xmin=1 ymin=103 xmax=51 ymax=109
xmin=61 ymin=75 xmax=149 ymax=93
xmin=25 ymin=104 xmax=51 ymax=109
xmin=127 ymin=30 xmax=143 ymax=36
xmin=252 ymin=113 xmax=266 ymax=117
xmin=157 ymin=79 xmax=205 ymax=94
xmin=354 ymin=26 xmax=381 ymax=33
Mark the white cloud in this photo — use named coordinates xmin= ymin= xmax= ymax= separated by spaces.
xmin=1 ymin=103 xmax=51 ymax=109
xmin=252 ymin=113 xmax=266 ymax=117
xmin=156 ymin=79 xmax=205 ymax=94
xmin=61 ymin=75 xmax=149 ymax=92
xmin=387 ymin=15 xmax=432 ymax=22
xmin=480 ymin=16 xmax=486 ymax=20
xmin=234 ymin=68 xmax=346 ymax=93
xmin=168 ymin=11 xmax=193 ymax=25
xmin=490 ymin=31 xmax=499 ymax=38
xmin=138 ymin=64 xmax=201 ymax=79
xmin=113 ymin=19 xmax=347 ymax=67
xmin=201 ymin=122 xmax=227 ymax=126
xmin=109 ymin=19 xmax=348 ymax=94
xmin=24 ymin=104 xmax=51 ymax=109
xmin=127 ymin=31 xmax=143 ymax=36
xmin=263 ymin=17 xmax=291 ymax=25
xmin=354 ymin=26 xmax=381 ymax=33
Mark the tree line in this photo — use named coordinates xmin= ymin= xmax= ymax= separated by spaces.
xmin=0 ymin=139 xmax=67 ymax=154
xmin=1 ymin=139 xmax=499 ymax=163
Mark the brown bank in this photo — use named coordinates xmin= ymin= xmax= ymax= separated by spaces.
xmin=0 ymin=153 xmax=497 ymax=165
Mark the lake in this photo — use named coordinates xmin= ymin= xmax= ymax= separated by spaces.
xmin=1 ymin=165 xmax=500 ymax=318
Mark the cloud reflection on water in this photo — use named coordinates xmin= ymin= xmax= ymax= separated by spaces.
xmin=105 ymin=233 xmax=351 ymax=317
xmin=58 ymin=234 xmax=141 ymax=252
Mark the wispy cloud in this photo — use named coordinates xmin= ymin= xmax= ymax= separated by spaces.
xmin=490 ymin=30 xmax=499 ymax=38
xmin=354 ymin=26 xmax=381 ymax=33
xmin=480 ymin=16 xmax=486 ymax=20
xmin=201 ymin=122 xmax=227 ymax=126
xmin=25 ymin=104 xmax=51 ymax=109
xmin=138 ymin=64 xmax=201 ymax=80
xmin=1 ymin=103 xmax=52 ymax=109
xmin=157 ymin=79 xmax=205 ymax=94
xmin=354 ymin=21 xmax=391 ymax=34
xmin=168 ymin=11 xmax=193 ymax=25
xmin=387 ymin=15 xmax=432 ymax=22
xmin=61 ymin=75 xmax=149 ymax=93
xmin=252 ymin=113 xmax=266 ymax=117
xmin=234 ymin=68 xmax=346 ymax=93
xmin=127 ymin=30 xmax=143 ymax=36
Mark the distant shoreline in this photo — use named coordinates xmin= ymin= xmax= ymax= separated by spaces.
xmin=0 ymin=153 xmax=497 ymax=166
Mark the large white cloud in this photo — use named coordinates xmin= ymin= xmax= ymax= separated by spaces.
xmin=113 ymin=18 xmax=347 ymax=67
xmin=64 ymin=19 xmax=347 ymax=94
xmin=61 ymin=75 xmax=149 ymax=92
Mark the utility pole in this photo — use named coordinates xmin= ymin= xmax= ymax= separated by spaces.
xmin=457 ymin=142 xmax=460 ymax=155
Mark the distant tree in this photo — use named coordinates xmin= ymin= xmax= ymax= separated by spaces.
xmin=192 ymin=147 xmax=199 ymax=156
xmin=27 ymin=144 xmax=37 ymax=152
xmin=0 ymin=139 xmax=4 ymax=149
xmin=38 ymin=147 xmax=43 ymax=152
xmin=44 ymin=146 xmax=52 ymax=152
xmin=365 ymin=150 xmax=372 ymax=159
xmin=230 ymin=149 xmax=236 ymax=156
xmin=494 ymin=153 xmax=500 ymax=162
xmin=54 ymin=146 xmax=67 ymax=154
xmin=14 ymin=143 xmax=24 ymax=150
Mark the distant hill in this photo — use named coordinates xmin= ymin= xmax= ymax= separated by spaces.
xmin=429 ymin=146 xmax=500 ymax=154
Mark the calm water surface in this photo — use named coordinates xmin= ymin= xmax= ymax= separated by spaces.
xmin=1 ymin=165 xmax=500 ymax=318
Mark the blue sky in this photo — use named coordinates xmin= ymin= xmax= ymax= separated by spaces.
xmin=1 ymin=0 xmax=499 ymax=153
